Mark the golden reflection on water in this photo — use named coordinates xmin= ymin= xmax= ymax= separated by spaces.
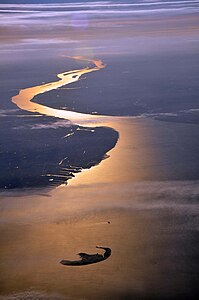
xmin=12 ymin=57 xmax=108 ymax=126
xmin=11 ymin=56 xmax=158 ymax=188
xmin=3 ymin=58 xmax=184 ymax=298
xmin=0 ymin=209 xmax=159 ymax=299
xmin=69 ymin=118 xmax=157 ymax=186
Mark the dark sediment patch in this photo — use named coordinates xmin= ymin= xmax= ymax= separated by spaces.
xmin=0 ymin=113 xmax=118 ymax=190
xmin=60 ymin=246 xmax=111 ymax=266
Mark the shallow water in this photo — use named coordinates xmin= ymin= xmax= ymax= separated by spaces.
xmin=0 ymin=0 xmax=199 ymax=299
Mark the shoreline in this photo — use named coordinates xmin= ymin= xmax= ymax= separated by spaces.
xmin=1 ymin=55 xmax=199 ymax=299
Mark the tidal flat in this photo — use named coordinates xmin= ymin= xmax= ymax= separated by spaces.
xmin=0 ymin=0 xmax=199 ymax=299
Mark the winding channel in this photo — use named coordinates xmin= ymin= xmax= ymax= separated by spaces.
xmin=12 ymin=56 xmax=110 ymax=127
xmin=11 ymin=56 xmax=156 ymax=189
xmin=11 ymin=56 xmax=124 ymax=186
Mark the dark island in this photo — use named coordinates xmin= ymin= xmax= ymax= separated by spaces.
xmin=60 ymin=246 xmax=111 ymax=266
